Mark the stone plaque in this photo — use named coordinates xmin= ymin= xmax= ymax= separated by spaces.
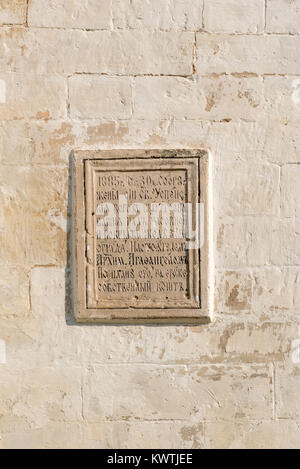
xmin=72 ymin=150 xmax=213 ymax=323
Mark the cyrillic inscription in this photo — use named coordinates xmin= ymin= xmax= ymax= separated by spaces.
xmin=73 ymin=150 xmax=213 ymax=323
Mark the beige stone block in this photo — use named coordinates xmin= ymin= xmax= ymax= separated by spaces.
xmin=0 ymin=367 xmax=82 ymax=429
xmin=281 ymin=164 xmax=300 ymax=218
xmin=136 ymin=325 xmax=223 ymax=364
xmin=260 ymin=121 xmax=300 ymax=164
xmin=59 ymin=322 xmax=223 ymax=366
xmin=0 ymin=27 xmax=193 ymax=75
xmin=72 ymin=119 xmax=206 ymax=152
xmin=0 ymin=414 xmax=31 ymax=441
xmin=31 ymin=267 xmax=65 ymax=318
xmin=69 ymin=76 xmax=132 ymax=120
xmin=142 ymin=120 xmax=267 ymax=164
xmin=216 ymin=163 xmax=280 ymax=216
xmin=276 ymin=364 xmax=300 ymax=419
xmin=0 ymin=309 xmax=88 ymax=370
xmin=28 ymin=0 xmax=112 ymax=29
xmin=0 ymin=317 xmax=57 ymax=368
xmin=78 ymin=120 xmax=134 ymax=149
xmin=83 ymin=364 xmax=273 ymax=421
xmin=266 ymin=0 xmax=300 ymax=34
xmin=0 ymin=422 xmax=85 ymax=449
xmin=0 ymin=264 xmax=29 ymax=317
xmin=83 ymin=421 xmax=205 ymax=449
xmin=253 ymin=267 xmax=297 ymax=314
xmin=0 ymin=419 xmax=205 ymax=449
xmin=0 ymin=0 xmax=26 ymax=25
xmin=117 ymin=119 xmax=300 ymax=166
xmin=97 ymin=30 xmax=195 ymax=76
xmin=133 ymin=76 xmax=264 ymax=121
xmin=0 ymin=121 xmax=33 ymax=165
xmin=264 ymin=76 xmax=300 ymax=124
xmin=109 ymin=325 xmax=221 ymax=364
xmin=206 ymin=420 xmax=300 ymax=449
xmin=222 ymin=322 xmax=291 ymax=358
xmin=182 ymin=121 xmax=265 ymax=164
xmin=294 ymin=271 xmax=300 ymax=311
xmin=204 ymin=0 xmax=264 ymax=33
xmin=7 ymin=119 xmax=216 ymax=157
xmin=78 ymin=119 xmax=196 ymax=150
xmin=0 ymin=73 xmax=67 ymax=120
xmin=75 ymin=120 xmax=238 ymax=154
xmin=0 ymin=120 xmax=77 ymax=165
xmin=112 ymin=0 xmax=203 ymax=31
xmin=0 ymin=165 xmax=67 ymax=265
xmin=216 ymin=217 xmax=276 ymax=268
xmin=270 ymin=220 xmax=300 ymax=266
xmin=197 ymin=33 xmax=300 ymax=75
xmin=216 ymin=270 xmax=253 ymax=314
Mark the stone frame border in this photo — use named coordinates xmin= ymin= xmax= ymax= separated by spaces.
xmin=72 ymin=149 xmax=214 ymax=324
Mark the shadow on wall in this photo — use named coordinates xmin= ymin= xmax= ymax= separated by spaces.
xmin=65 ymin=151 xmax=75 ymax=325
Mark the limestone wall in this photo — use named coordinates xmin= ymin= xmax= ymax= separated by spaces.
xmin=0 ymin=0 xmax=300 ymax=449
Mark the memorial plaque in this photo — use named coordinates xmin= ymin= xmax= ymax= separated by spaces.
xmin=72 ymin=150 xmax=213 ymax=323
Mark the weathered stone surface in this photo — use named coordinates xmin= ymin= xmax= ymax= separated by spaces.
xmin=270 ymin=220 xmax=300 ymax=266
xmin=204 ymin=0 xmax=264 ymax=33
xmin=0 ymin=73 xmax=67 ymax=120
xmin=281 ymin=164 xmax=300 ymax=218
xmin=0 ymin=165 xmax=67 ymax=265
xmin=83 ymin=119 xmax=298 ymax=165
xmin=252 ymin=267 xmax=298 ymax=315
xmin=28 ymin=264 xmax=294 ymax=365
xmin=266 ymin=0 xmax=300 ymax=34
xmin=83 ymin=364 xmax=273 ymax=421
xmin=27 ymin=250 xmax=220 ymax=367
xmin=0 ymin=420 xmax=205 ymax=449
xmin=197 ymin=33 xmax=300 ymax=75
xmin=217 ymin=270 xmax=253 ymax=314
xmin=206 ymin=420 xmax=300 ymax=449
xmin=112 ymin=0 xmax=203 ymax=31
xmin=0 ymin=367 xmax=82 ymax=429
xmin=69 ymin=76 xmax=132 ymax=120
xmin=0 ymin=27 xmax=194 ymax=75
xmin=276 ymin=363 xmax=300 ymax=419
xmin=0 ymin=265 xmax=30 ymax=317
xmin=31 ymin=267 xmax=65 ymax=318
xmin=0 ymin=0 xmax=299 ymax=449
xmin=222 ymin=322 xmax=292 ymax=358
xmin=0 ymin=423 xmax=86 ymax=450
xmin=216 ymin=218 xmax=276 ymax=268
xmin=82 ymin=421 xmax=205 ymax=449
xmin=0 ymin=0 xmax=26 ymax=25
xmin=5 ymin=119 xmax=294 ymax=166
xmin=28 ymin=0 xmax=112 ymax=29
xmin=0 ymin=120 xmax=78 ymax=165
xmin=134 ymin=76 xmax=264 ymax=120
xmin=3 ymin=118 xmax=298 ymax=169
xmin=215 ymin=163 xmax=280 ymax=216
xmin=264 ymin=76 xmax=300 ymax=124
xmin=258 ymin=121 xmax=300 ymax=164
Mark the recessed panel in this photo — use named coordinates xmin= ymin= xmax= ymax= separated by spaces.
xmin=73 ymin=150 xmax=213 ymax=323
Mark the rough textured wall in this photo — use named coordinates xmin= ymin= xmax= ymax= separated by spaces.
xmin=0 ymin=0 xmax=300 ymax=449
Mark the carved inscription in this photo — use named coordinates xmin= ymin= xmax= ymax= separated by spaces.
xmin=74 ymin=150 xmax=212 ymax=323
xmin=94 ymin=169 xmax=189 ymax=304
